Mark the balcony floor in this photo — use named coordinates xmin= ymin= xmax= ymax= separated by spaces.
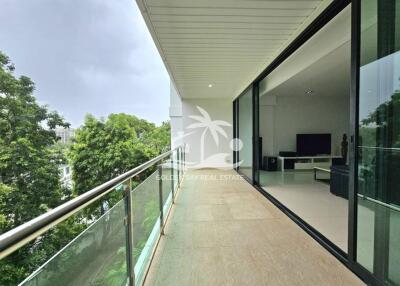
xmin=144 ymin=169 xmax=364 ymax=286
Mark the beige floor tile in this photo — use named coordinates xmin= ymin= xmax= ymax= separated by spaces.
xmin=229 ymin=201 xmax=275 ymax=220
xmin=190 ymin=205 xmax=214 ymax=221
xmin=144 ymin=169 xmax=364 ymax=286
xmin=210 ymin=204 xmax=234 ymax=221
xmin=220 ymin=246 xmax=265 ymax=286
xmin=152 ymin=247 xmax=192 ymax=286
xmin=192 ymin=221 xmax=218 ymax=248
xmin=190 ymin=247 xmax=227 ymax=286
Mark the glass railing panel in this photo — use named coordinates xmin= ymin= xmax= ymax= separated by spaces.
xmin=1 ymin=147 xmax=185 ymax=286
xmin=173 ymin=149 xmax=178 ymax=192
xmin=20 ymin=196 xmax=127 ymax=286
xmin=389 ymin=206 xmax=400 ymax=285
xmin=161 ymin=158 xmax=173 ymax=213
xmin=179 ymin=148 xmax=183 ymax=182
xmin=176 ymin=149 xmax=181 ymax=185
xmin=131 ymin=170 xmax=160 ymax=285
xmin=357 ymin=146 xmax=400 ymax=280
xmin=171 ymin=153 xmax=176 ymax=194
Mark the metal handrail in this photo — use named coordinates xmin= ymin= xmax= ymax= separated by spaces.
xmin=357 ymin=194 xmax=400 ymax=212
xmin=358 ymin=146 xmax=400 ymax=152
xmin=0 ymin=146 xmax=183 ymax=260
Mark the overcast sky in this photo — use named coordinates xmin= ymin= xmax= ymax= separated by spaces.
xmin=0 ymin=0 xmax=170 ymax=127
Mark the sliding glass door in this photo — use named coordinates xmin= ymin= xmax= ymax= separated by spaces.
xmin=356 ymin=0 xmax=400 ymax=284
xmin=237 ymin=87 xmax=253 ymax=180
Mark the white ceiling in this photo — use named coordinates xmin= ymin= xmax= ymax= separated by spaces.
xmin=135 ymin=0 xmax=334 ymax=99
xmin=260 ymin=5 xmax=351 ymax=98
xmin=263 ymin=41 xmax=351 ymax=99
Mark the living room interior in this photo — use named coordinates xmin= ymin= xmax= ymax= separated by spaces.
xmin=258 ymin=5 xmax=351 ymax=253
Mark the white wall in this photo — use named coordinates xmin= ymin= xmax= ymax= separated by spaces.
xmin=169 ymin=82 xmax=183 ymax=149
xmin=182 ymin=99 xmax=233 ymax=169
xmin=169 ymin=80 xmax=233 ymax=168
xmin=260 ymin=95 xmax=350 ymax=157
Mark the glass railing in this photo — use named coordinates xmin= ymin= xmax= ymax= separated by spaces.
xmin=358 ymin=145 xmax=400 ymax=207
xmin=0 ymin=146 xmax=186 ymax=286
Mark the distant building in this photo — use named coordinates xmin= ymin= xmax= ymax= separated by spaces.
xmin=55 ymin=128 xmax=75 ymax=144
xmin=59 ymin=164 xmax=73 ymax=189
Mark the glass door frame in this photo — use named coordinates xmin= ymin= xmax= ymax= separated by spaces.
xmin=349 ymin=0 xmax=399 ymax=284
xmin=233 ymin=85 xmax=259 ymax=184
xmin=233 ymin=0 xmax=385 ymax=285
xmin=348 ymin=0 xmax=375 ymax=283
xmin=349 ymin=0 xmax=363 ymax=280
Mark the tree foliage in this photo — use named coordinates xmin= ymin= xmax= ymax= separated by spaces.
xmin=361 ymin=91 xmax=400 ymax=147
xmin=358 ymin=89 xmax=400 ymax=203
xmin=0 ymin=51 xmax=74 ymax=285
xmin=0 ymin=50 xmax=71 ymax=231
xmin=70 ymin=113 xmax=167 ymax=196
xmin=0 ymin=50 xmax=171 ymax=285
xmin=142 ymin=121 xmax=171 ymax=153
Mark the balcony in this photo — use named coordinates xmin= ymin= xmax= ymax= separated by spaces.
xmin=144 ymin=168 xmax=363 ymax=286
xmin=0 ymin=148 xmax=364 ymax=286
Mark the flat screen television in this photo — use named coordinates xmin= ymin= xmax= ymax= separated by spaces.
xmin=296 ymin=133 xmax=331 ymax=156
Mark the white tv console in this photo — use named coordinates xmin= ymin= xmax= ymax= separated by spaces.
xmin=277 ymin=155 xmax=342 ymax=173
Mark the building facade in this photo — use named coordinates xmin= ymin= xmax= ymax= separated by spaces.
xmin=157 ymin=0 xmax=398 ymax=285
xmin=55 ymin=127 xmax=75 ymax=144
xmin=1 ymin=1 xmax=398 ymax=286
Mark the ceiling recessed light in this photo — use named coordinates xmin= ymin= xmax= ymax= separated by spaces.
xmin=208 ymin=84 xmax=213 ymax=88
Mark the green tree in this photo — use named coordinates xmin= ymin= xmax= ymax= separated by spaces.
xmin=0 ymin=51 xmax=71 ymax=230
xmin=142 ymin=121 xmax=171 ymax=153
xmin=359 ymin=90 xmax=400 ymax=203
xmin=361 ymin=91 xmax=400 ymax=147
xmin=0 ymin=51 xmax=76 ymax=285
xmin=0 ymin=51 xmax=171 ymax=285
xmin=106 ymin=113 xmax=156 ymax=139
xmin=69 ymin=114 xmax=160 ymax=217
xmin=68 ymin=113 xmax=170 ymax=285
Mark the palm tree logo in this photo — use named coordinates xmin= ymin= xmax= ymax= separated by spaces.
xmin=187 ymin=106 xmax=231 ymax=162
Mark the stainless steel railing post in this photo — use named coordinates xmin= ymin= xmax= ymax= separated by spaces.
xmin=183 ymin=144 xmax=186 ymax=173
xmin=0 ymin=147 xmax=181 ymax=259
xmin=180 ymin=147 xmax=183 ymax=181
xmin=170 ymin=155 xmax=175 ymax=204
xmin=158 ymin=165 xmax=164 ymax=235
xmin=123 ymin=179 xmax=135 ymax=286
xmin=181 ymin=146 xmax=184 ymax=181
xmin=177 ymin=149 xmax=180 ymax=187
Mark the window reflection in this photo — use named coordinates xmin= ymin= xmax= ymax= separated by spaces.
xmin=357 ymin=0 xmax=400 ymax=283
